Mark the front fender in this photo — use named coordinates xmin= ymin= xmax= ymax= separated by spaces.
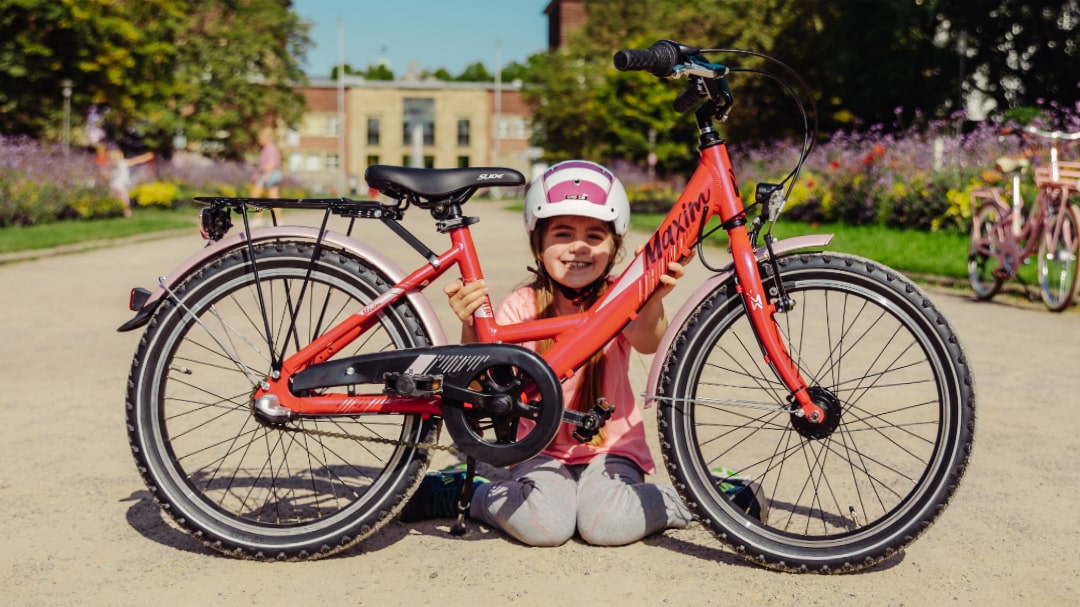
xmin=116 ymin=226 xmax=448 ymax=346
xmin=644 ymin=234 xmax=833 ymax=407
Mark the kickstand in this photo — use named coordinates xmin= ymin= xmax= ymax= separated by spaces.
xmin=450 ymin=457 xmax=478 ymax=537
xmin=1014 ymin=271 xmax=1039 ymax=302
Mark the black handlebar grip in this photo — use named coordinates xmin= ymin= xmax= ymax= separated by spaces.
xmin=613 ymin=40 xmax=681 ymax=77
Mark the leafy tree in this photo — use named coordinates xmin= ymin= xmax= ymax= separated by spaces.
xmin=523 ymin=0 xmax=791 ymax=174
xmin=330 ymin=64 xmax=355 ymax=79
xmin=500 ymin=61 xmax=531 ymax=84
xmin=429 ymin=68 xmax=454 ymax=81
xmin=936 ymin=0 xmax=1080 ymax=126
xmin=162 ymin=0 xmax=311 ymax=159
xmin=769 ymin=0 xmax=957 ymax=132
xmin=524 ymin=0 xmax=1079 ymax=173
xmin=0 ymin=0 xmax=311 ymax=160
xmin=0 ymin=0 xmax=183 ymax=140
xmin=455 ymin=61 xmax=494 ymax=82
xmin=361 ymin=62 xmax=395 ymax=81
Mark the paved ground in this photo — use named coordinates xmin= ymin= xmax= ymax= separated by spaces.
xmin=2 ymin=200 xmax=1078 ymax=606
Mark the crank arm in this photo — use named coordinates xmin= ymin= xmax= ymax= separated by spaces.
xmin=562 ymin=398 xmax=614 ymax=443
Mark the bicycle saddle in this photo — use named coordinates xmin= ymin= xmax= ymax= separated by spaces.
xmin=365 ymin=165 xmax=525 ymax=200
xmin=995 ymin=156 xmax=1030 ymax=174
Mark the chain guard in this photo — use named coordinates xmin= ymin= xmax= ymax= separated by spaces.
xmin=291 ymin=343 xmax=564 ymax=467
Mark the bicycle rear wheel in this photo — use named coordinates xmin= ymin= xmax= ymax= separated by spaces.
xmin=658 ymin=252 xmax=975 ymax=573
xmin=1036 ymin=200 xmax=1080 ymax=312
xmin=126 ymin=241 xmax=439 ymax=560
xmin=968 ymin=203 xmax=1005 ymax=300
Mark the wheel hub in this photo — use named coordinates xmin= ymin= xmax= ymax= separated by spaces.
xmin=790 ymin=386 xmax=842 ymax=440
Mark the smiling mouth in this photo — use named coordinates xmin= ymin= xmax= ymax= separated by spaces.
xmin=565 ymin=261 xmax=592 ymax=269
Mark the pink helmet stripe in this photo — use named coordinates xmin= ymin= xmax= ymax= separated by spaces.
xmin=545 ymin=181 xmax=608 ymax=204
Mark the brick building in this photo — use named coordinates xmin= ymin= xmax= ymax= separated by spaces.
xmin=544 ymin=0 xmax=586 ymax=50
xmin=288 ymin=77 xmax=534 ymax=195
xmin=285 ymin=1 xmax=582 ymax=194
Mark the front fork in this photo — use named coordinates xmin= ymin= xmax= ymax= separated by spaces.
xmin=728 ymin=225 xmax=825 ymax=423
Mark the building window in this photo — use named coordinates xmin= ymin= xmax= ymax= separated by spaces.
xmin=496 ymin=117 xmax=528 ymax=140
xmin=366 ymin=154 xmax=380 ymax=167
xmin=305 ymin=153 xmax=321 ymax=172
xmin=325 ymin=115 xmax=342 ymax=137
xmin=457 ymin=155 xmax=469 ymax=168
xmin=402 ymin=155 xmax=434 ymax=168
xmin=457 ymin=119 xmax=470 ymax=146
xmin=288 ymin=152 xmax=304 ymax=172
xmin=325 ymin=153 xmax=340 ymax=170
xmin=367 ymin=117 xmax=380 ymax=145
xmin=403 ymin=98 xmax=435 ymax=146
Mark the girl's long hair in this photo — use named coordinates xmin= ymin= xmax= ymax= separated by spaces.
xmin=528 ymin=218 xmax=624 ymax=446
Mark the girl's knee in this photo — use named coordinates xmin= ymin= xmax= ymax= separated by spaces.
xmin=576 ymin=522 xmax=639 ymax=546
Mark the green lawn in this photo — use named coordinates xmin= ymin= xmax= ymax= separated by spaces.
xmin=0 ymin=204 xmax=1002 ymax=287
xmin=0 ymin=207 xmax=199 ymax=254
xmin=630 ymin=213 xmax=977 ymax=281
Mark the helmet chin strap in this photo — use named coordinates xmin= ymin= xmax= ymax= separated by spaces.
xmin=528 ymin=263 xmax=608 ymax=308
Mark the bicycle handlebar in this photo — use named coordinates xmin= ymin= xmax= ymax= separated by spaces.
xmin=613 ymin=40 xmax=685 ymax=77
xmin=1005 ymin=125 xmax=1080 ymax=143
xmin=614 ymin=40 xmax=730 ymax=115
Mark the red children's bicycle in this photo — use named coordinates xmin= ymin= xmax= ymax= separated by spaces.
xmin=119 ymin=40 xmax=974 ymax=573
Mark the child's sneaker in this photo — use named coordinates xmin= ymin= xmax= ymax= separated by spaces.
xmin=712 ymin=467 xmax=768 ymax=523
xmin=398 ymin=464 xmax=489 ymax=522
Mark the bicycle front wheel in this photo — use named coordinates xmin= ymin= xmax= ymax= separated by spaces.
xmin=658 ymin=252 xmax=975 ymax=573
xmin=126 ymin=241 xmax=439 ymax=560
xmin=1036 ymin=201 xmax=1080 ymax=312
xmin=968 ymin=202 xmax=1005 ymax=300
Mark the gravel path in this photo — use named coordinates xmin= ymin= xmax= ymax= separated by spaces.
xmin=2 ymin=202 xmax=1077 ymax=606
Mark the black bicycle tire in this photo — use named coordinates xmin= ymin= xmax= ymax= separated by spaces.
xmin=1036 ymin=201 xmax=1080 ymax=312
xmin=968 ymin=202 xmax=1005 ymax=300
xmin=126 ymin=241 xmax=438 ymax=560
xmin=658 ymin=252 xmax=975 ymax=573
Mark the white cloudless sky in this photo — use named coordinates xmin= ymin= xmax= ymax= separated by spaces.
xmin=291 ymin=0 xmax=551 ymax=78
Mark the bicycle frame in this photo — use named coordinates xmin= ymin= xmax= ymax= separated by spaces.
xmin=248 ymin=139 xmax=821 ymax=421
xmin=971 ymin=168 xmax=1073 ymax=278
xmin=970 ymin=181 xmax=1045 ymax=271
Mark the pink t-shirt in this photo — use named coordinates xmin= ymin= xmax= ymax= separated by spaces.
xmin=258 ymin=142 xmax=281 ymax=172
xmin=496 ymin=286 xmax=657 ymax=474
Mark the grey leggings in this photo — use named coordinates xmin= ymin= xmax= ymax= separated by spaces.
xmin=468 ymin=454 xmax=693 ymax=547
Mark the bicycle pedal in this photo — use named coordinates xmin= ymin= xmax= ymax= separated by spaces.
xmin=568 ymin=398 xmax=615 ymax=443
xmin=383 ymin=372 xmax=443 ymax=397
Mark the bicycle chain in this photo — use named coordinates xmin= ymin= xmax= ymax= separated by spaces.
xmin=278 ymin=422 xmax=461 ymax=453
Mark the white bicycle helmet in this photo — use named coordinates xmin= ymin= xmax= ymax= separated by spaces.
xmin=524 ymin=160 xmax=630 ymax=236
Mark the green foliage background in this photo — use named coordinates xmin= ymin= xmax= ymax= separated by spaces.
xmin=0 ymin=0 xmax=311 ymax=160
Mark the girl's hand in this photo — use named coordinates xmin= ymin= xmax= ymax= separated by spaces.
xmin=653 ymin=261 xmax=684 ymax=301
xmin=443 ymin=279 xmax=489 ymax=343
xmin=625 ymin=257 xmax=684 ymax=354
xmin=632 ymin=244 xmax=684 ymax=303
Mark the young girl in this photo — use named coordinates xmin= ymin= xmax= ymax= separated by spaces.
xmin=107 ymin=148 xmax=154 ymax=218
xmin=250 ymin=128 xmax=283 ymax=223
xmin=402 ymin=160 xmax=694 ymax=546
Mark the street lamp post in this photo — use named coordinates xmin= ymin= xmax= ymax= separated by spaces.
xmin=60 ymin=79 xmax=73 ymax=154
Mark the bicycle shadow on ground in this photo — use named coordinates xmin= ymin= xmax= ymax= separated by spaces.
xmin=121 ymin=489 xmax=905 ymax=572
xmin=121 ymin=488 xmax=416 ymax=560
xmin=122 ymin=490 xmax=220 ymax=557
xmin=641 ymin=525 xmax=904 ymax=573
xmin=933 ymin=283 xmax=1075 ymax=314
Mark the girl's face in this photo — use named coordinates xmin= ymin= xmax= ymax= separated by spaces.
xmin=538 ymin=215 xmax=615 ymax=291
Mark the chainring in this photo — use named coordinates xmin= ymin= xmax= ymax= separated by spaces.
xmin=441 ymin=359 xmax=563 ymax=468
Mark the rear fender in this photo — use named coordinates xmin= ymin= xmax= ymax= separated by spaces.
xmin=116 ymin=226 xmax=448 ymax=346
xmin=644 ymin=234 xmax=832 ymax=407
